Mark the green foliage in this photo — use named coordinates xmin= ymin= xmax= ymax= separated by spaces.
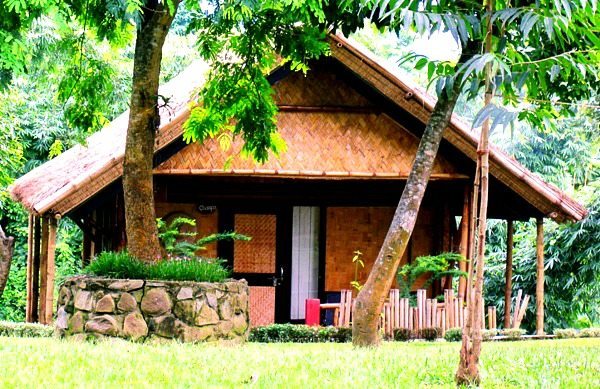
xmin=418 ymin=327 xmax=442 ymax=341
xmin=579 ymin=328 xmax=600 ymax=338
xmin=1 ymin=337 xmax=600 ymax=387
xmin=0 ymin=321 xmax=54 ymax=338
xmin=350 ymin=250 xmax=365 ymax=292
xmin=397 ymin=253 xmax=466 ymax=297
xmin=157 ymin=217 xmax=250 ymax=260
xmin=368 ymin=0 xmax=600 ymax=132
xmin=249 ymin=324 xmax=352 ymax=343
xmin=554 ymin=328 xmax=579 ymax=338
xmin=393 ymin=328 xmax=413 ymax=341
xmin=482 ymin=329 xmax=498 ymax=341
xmin=501 ymin=328 xmax=526 ymax=339
xmin=183 ymin=1 xmax=366 ymax=163
xmin=85 ymin=251 xmax=231 ymax=282
xmin=485 ymin=184 xmax=600 ymax=332
xmin=444 ymin=327 xmax=462 ymax=342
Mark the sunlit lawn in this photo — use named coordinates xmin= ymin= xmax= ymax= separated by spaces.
xmin=0 ymin=336 xmax=598 ymax=388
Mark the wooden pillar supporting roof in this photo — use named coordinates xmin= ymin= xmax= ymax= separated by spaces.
xmin=25 ymin=214 xmax=57 ymax=324
xmin=26 ymin=215 xmax=41 ymax=323
xmin=503 ymin=220 xmax=514 ymax=328
xmin=536 ymin=217 xmax=545 ymax=335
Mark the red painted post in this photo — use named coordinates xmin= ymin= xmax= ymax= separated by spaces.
xmin=305 ymin=299 xmax=321 ymax=326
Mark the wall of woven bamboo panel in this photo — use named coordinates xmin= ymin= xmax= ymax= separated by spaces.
xmin=155 ymin=68 xmax=461 ymax=178
xmin=249 ymin=286 xmax=276 ymax=327
xmin=324 ymin=206 xmax=437 ymax=293
xmin=233 ymin=214 xmax=277 ymax=274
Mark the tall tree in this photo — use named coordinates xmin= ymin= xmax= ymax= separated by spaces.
xmin=122 ymin=0 xmax=181 ymax=260
xmin=363 ymin=0 xmax=599 ymax=367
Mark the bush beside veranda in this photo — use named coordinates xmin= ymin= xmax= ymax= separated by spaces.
xmin=0 ymin=321 xmax=54 ymax=338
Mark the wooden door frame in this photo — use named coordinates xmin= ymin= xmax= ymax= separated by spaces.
xmin=217 ymin=205 xmax=293 ymax=323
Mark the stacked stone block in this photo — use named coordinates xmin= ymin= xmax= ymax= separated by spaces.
xmin=56 ymin=276 xmax=249 ymax=343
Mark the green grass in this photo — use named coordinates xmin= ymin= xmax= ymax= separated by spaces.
xmin=0 ymin=337 xmax=598 ymax=388
xmin=85 ymin=251 xmax=231 ymax=282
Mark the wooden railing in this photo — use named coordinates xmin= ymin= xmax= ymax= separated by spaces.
xmin=307 ymin=288 xmax=509 ymax=338
xmin=381 ymin=289 xmax=497 ymax=337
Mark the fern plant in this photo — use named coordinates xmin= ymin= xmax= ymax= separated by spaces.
xmin=397 ymin=253 xmax=467 ymax=298
xmin=157 ymin=217 xmax=250 ymax=260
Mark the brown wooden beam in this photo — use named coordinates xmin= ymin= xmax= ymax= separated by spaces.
xmin=503 ymin=220 xmax=514 ymax=328
xmin=277 ymin=105 xmax=379 ymax=114
xmin=536 ymin=217 xmax=545 ymax=335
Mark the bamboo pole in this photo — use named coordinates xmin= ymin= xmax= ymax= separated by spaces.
xmin=512 ymin=289 xmax=522 ymax=327
xmin=399 ymin=298 xmax=405 ymax=328
xmin=536 ymin=218 xmax=545 ymax=335
xmin=44 ymin=216 xmax=57 ymax=324
xmin=394 ymin=290 xmax=400 ymax=329
xmin=515 ymin=295 xmax=530 ymax=329
xmin=31 ymin=217 xmax=41 ymax=323
xmin=432 ymin=300 xmax=438 ymax=329
xmin=38 ymin=217 xmax=49 ymax=324
xmin=25 ymin=214 xmax=34 ymax=323
xmin=504 ymin=220 xmax=514 ymax=328
xmin=458 ymin=186 xmax=470 ymax=299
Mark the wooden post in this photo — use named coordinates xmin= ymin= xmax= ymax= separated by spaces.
xmin=29 ymin=216 xmax=41 ymax=323
xmin=536 ymin=217 xmax=545 ymax=335
xmin=25 ymin=214 xmax=34 ymax=322
xmin=38 ymin=217 xmax=49 ymax=323
xmin=38 ymin=215 xmax=58 ymax=325
xmin=458 ymin=186 xmax=470 ymax=299
xmin=503 ymin=220 xmax=514 ymax=328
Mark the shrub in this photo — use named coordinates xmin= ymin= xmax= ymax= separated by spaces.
xmin=85 ymin=251 xmax=231 ymax=282
xmin=482 ymin=329 xmax=498 ymax=341
xmin=418 ymin=327 xmax=442 ymax=341
xmin=249 ymin=324 xmax=352 ymax=343
xmin=157 ymin=217 xmax=250 ymax=260
xmin=393 ymin=328 xmax=413 ymax=341
xmin=579 ymin=328 xmax=600 ymax=338
xmin=502 ymin=328 xmax=526 ymax=339
xmin=444 ymin=327 xmax=462 ymax=342
xmin=554 ymin=328 xmax=579 ymax=339
xmin=0 ymin=321 xmax=54 ymax=338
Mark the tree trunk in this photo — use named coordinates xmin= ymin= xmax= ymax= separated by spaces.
xmin=503 ymin=220 xmax=514 ymax=328
xmin=0 ymin=224 xmax=15 ymax=298
xmin=456 ymin=0 xmax=494 ymax=385
xmin=123 ymin=1 xmax=179 ymax=261
xmin=352 ymin=79 xmax=462 ymax=347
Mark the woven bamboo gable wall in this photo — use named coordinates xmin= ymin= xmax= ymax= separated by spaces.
xmin=155 ymin=69 xmax=461 ymax=178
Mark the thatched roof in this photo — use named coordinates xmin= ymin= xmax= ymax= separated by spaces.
xmin=9 ymin=35 xmax=586 ymax=222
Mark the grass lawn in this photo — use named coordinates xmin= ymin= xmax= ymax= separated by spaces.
xmin=0 ymin=337 xmax=598 ymax=388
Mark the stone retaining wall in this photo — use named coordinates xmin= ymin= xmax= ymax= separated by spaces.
xmin=56 ymin=276 xmax=249 ymax=343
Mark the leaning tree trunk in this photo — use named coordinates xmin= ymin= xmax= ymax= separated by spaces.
xmin=123 ymin=1 xmax=180 ymax=261
xmin=0 ymin=224 xmax=15 ymax=298
xmin=456 ymin=0 xmax=494 ymax=385
xmin=352 ymin=80 xmax=462 ymax=347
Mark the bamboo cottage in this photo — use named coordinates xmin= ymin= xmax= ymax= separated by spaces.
xmin=9 ymin=35 xmax=586 ymax=332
